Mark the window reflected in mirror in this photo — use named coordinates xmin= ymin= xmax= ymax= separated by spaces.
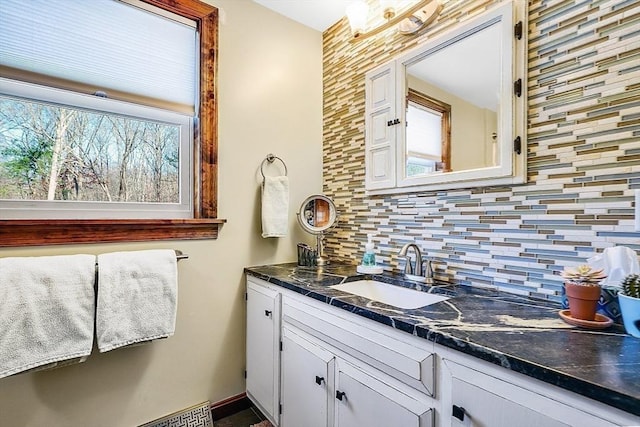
xmin=406 ymin=89 xmax=451 ymax=177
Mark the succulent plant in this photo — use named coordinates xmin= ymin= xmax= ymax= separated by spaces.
xmin=560 ymin=264 xmax=607 ymax=286
xmin=621 ymin=274 xmax=640 ymax=298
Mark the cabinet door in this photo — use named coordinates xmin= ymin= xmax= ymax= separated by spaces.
xmin=451 ymin=377 xmax=568 ymax=427
xmin=365 ymin=62 xmax=397 ymax=190
xmin=246 ymin=281 xmax=280 ymax=424
xmin=334 ymin=361 xmax=433 ymax=427
xmin=281 ymin=326 xmax=334 ymax=427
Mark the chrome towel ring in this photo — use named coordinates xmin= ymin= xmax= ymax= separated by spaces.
xmin=260 ymin=153 xmax=288 ymax=179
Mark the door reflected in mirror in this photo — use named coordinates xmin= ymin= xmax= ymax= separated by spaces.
xmin=404 ymin=19 xmax=501 ymax=178
xmin=303 ymin=198 xmax=331 ymax=228
xmin=297 ymin=194 xmax=337 ymax=233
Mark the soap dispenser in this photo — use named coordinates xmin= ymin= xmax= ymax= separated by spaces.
xmin=357 ymin=234 xmax=383 ymax=274
xmin=362 ymin=234 xmax=376 ymax=266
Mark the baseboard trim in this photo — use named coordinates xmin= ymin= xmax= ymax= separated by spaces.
xmin=211 ymin=392 xmax=251 ymax=420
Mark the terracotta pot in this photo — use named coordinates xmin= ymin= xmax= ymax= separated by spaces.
xmin=565 ymin=282 xmax=601 ymax=321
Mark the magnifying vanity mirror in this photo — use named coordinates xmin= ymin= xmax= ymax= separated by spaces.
xmin=297 ymin=195 xmax=338 ymax=266
xmin=364 ymin=0 xmax=526 ymax=193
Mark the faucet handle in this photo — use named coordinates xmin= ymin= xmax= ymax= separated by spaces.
xmin=423 ymin=259 xmax=433 ymax=279
xmin=401 ymin=255 xmax=413 ymax=275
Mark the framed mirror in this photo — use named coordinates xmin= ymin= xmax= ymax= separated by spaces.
xmin=297 ymin=195 xmax=338 ymax=266
xmin=364 ymin=0 xmax=526 ymax=193
xmin=403 ymin=21 xmax=502 ymax=177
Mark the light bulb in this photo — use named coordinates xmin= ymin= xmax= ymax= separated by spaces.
xmin=346 ymin=0 xmax=369 ymax=37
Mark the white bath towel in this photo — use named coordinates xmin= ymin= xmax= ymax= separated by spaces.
xmin=0 ymin=254 xmax=95 ymax=379
xmin=96 ymin=249 xmax=177 ymax=353
xmin=261 ymin=175 xmax=289 ymax=238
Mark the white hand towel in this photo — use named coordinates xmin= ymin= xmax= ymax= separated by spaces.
xmin=0 ymin=254 xmax=95 ymax=379
xmin=96 ymin=249 xmax=177 ymax=353
xmin=261 ymin=175 xmax=289 ymax=238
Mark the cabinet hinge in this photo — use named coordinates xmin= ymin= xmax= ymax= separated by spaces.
xmin=245 ymin=292 xmax=248 ymax=301
xmin=244 ymin=370 xmax=247 ymax=379
xmin=514 ymin=78 xmax=522 ymax=97
xmin=279 ymin=341 xmax=283 ymax=351
xmin=514 ymin=136 xmax=522 ymax=155
xmin=514 ymin=21 xmax=523 ymax=40
xmin=279 ymin=403 xmax=282 ymax=414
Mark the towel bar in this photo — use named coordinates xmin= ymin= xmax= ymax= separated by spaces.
xmin=260 ymin=153 xmax=288 ymax=179
xmin=94 ymin=250 xmax=188 ymax=268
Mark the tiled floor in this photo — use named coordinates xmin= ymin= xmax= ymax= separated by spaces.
xmin=213 ymin=406 xmax=269 ymax=427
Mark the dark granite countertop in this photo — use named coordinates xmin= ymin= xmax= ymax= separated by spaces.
xmin=245 ymin=263 xmax=640 ymax=418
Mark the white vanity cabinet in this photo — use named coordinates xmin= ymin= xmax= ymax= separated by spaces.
xmin=245 ymin=279 xmax=281 ymax=425
xmin=247 ymin=276 xmax=435 ymax=427
xmin=246 ymin=275 xmax=640 ymax=427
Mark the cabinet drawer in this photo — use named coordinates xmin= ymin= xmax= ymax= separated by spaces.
xmin=450 ymin=377 xmax=569 ymax=427
xmin=336 ymin=359 xmax=434 ymax=427
xmin=441 ymin=355 xmax=634 ymax=427
xmin=283 ymin=293 xmax=435 ymax=396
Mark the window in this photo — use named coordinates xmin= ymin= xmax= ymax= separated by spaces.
xmin=406 ymin=89 xmax=451 ymax=176
xmin=0 ymin=81 xmax=193 ymax=219
xmin=0 ymin=0 xmax=222 ymax=246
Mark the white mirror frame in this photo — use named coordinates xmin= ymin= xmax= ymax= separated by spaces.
xmin=364 ymin=0 xmax=527 ymax=194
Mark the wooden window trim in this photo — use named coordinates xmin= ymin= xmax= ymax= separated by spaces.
xmin=407 ymin=89 xmax=452 ymax=173
xmin=0 ymin=0 xmax=225 ymax=247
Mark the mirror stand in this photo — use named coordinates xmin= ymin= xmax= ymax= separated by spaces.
xmin=315 ymin=232 xmax=328 ymax=266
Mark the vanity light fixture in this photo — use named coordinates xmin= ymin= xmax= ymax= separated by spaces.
xmin=346 ymin=0 xmax=443 ymax=41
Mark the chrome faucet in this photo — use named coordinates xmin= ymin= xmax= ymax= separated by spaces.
xmin=398 ymin=243 xmax=433 ymax=283
xmin=399 ymin=243 xmax=423 ymax=276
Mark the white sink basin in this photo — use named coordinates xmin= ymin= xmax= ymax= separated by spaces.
xmin=330 ymin=280 xmax=449 ymax=310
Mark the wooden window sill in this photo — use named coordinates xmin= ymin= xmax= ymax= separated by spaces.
xmin=0 ymin=219 xmax=226 ymax=247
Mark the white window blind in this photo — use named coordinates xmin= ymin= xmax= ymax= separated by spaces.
xmin=406 ymin=103 xmax=442 ymax=158
xmin=0 ymin=0 xmax=197 ymax=113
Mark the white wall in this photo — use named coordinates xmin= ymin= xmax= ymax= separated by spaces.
xmin=0 ymin=1 xmax=323 ymax=425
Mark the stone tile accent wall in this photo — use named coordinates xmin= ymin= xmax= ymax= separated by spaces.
xmin=322 ymin=0 xmax=640 ymax=300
